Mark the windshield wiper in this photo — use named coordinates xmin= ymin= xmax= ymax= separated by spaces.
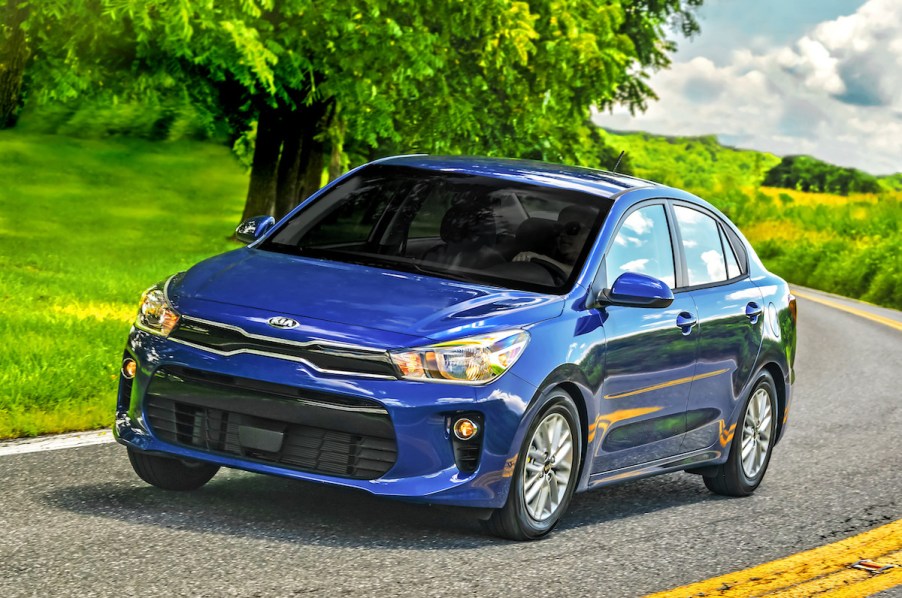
xmin=410 ymin=262 xmax=476 ymax=283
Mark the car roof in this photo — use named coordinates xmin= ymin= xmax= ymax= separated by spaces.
xmin=375 ymin=155 xmax=659 ymax=199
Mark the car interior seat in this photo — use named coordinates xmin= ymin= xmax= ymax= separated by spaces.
xmin=420 ymin=203 xmax=506 ymax=270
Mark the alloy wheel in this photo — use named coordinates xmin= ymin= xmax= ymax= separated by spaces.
xmin=740 ymin=387 xmax=773 ymax=479
xmin=522 ymin=412 xmax=574 ymax=521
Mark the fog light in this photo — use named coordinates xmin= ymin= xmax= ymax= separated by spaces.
xmin=122 ymin=358 xmax=137 ymax=379
xmin=453 ymin=418 xmax=479 ymax=441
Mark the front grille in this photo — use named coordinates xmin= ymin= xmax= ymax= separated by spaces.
xmin=144 ymin=367 xmax=397 ymax=480
xmin=169 ymin=317 xmax=398 ymax=378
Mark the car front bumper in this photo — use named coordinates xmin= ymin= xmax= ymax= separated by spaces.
xmin=115 ymin=328 xmax=538 ymax=508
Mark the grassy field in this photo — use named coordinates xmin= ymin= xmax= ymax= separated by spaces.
xmin=736 ymin=187 xmax=901 ymax=308
xmin=0 ymin=132 xmax=246 ymax=438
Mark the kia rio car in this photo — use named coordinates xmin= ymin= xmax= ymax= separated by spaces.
xmin=115 ymin=156 xmax=797 ymax=540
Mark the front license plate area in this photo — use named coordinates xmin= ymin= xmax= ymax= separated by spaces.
xmin=238 ymin=416 xmax=287 ymax=453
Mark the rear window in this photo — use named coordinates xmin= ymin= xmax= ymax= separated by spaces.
xmin=260 ymin=165 xmax=613 ymax=293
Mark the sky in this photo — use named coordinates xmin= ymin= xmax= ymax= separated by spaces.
xmin=592 ymin=0 xmax=902 ymax=175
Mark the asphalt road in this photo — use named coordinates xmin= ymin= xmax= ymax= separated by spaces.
xmin=1 ymin=291 xmax=900 ymax=597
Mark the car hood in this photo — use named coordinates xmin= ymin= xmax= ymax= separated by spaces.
xmin=168 ymin=248 xmax=565 ymax=347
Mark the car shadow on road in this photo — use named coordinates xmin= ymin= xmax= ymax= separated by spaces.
xmin=42 ymin=468 xmax=724 ymax=548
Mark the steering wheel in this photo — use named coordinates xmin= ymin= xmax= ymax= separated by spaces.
xmin=529 ymin=256 xmax=568 ymax=285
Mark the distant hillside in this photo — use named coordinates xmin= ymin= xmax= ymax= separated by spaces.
xmin=597 ymin=129 xmax=780 ymax=192
xmin=599 ymin=128 xmax=900 ymax=195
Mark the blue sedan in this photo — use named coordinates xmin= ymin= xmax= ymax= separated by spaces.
xmin=115 ymin=156 xmax=797 ymax=540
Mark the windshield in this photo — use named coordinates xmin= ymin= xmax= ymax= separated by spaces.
xmin=259 ymin=164 xmax=612 ymax=293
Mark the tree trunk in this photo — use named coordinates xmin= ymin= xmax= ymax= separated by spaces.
xmin=240 ymin=105 xmax=282 ymax=223
xmin=296 ymin=137 xmax=325 ymax=207
xmin=328 ymin=118 xmax=346 ymax=183
xmin=274 ymin=108 xmax=304 ymax=219
xmin=0 ymin=1 xmax=30 ymax=128
xmin=288 ymin=101 xmax=328 ymax=210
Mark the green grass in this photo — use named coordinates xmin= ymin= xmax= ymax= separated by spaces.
xmin=729 ymin=188 xmax=902 ymax=309
xmin=0 ymin=131 xmax=247 ymax=438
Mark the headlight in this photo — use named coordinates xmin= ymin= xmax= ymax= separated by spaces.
xmin=136 ymin=280 xmax=180 ymax=337
xmin=390 ymin=330 xmax=529 ymax=384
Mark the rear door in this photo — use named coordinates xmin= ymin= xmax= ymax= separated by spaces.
xmin=592 ymin=202 xmax=699 ymax=473
xmin=670 ymin=203 xmax=764 ymax=452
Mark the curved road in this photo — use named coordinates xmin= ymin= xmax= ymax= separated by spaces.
xmin=1 ymin=290 xmax=899 ymax=597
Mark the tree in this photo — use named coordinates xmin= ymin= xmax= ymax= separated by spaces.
xmin=20 ymin=1 xmax=701 ymax=220
xmin=764 ymin=155 xmax=881 ymax=196
xmin=0 ymin=0 xmax=29 ymax=127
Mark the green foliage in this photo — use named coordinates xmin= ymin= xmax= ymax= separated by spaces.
xmin=0 ymin=130 xmax=246 ymax=438
xmin=102 ymin=0 xmax=690 ymax=154
xmin=0 ymin=0 xmax=29 ymax=127
xmin=17 ymin=1 xmax=705 ymax=218
xmin=763 ymin=155 xmax=881 ymax=195
xmin=707 ymin=188 xmax=902 ymax=309
xmin=15 ymin=95 xmax=229 ymax=141
xmin=758 ymin=237 xmax=901 ymax=309
xmin=877 ymin=173 xmax=902 ymax=192
xmin=597 ymin=128 xmax=781 ymax=191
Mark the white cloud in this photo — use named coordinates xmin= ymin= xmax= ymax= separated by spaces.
xmin=594 ymin=0 xmax=902 ymax=175
xmin=701 ymin=250 xmax=727 ymax=281
xmin=619 ymin=258 xmax=649 ymax=273
xmin=623 ymin=210 xmax=654 ymax=235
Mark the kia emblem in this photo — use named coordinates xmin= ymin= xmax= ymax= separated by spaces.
xmin=267 ymin=316 xmax=299 ymax=329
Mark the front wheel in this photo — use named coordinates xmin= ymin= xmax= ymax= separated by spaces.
xmin=128 ymin=448 xmax=219 ymax=491
xmin=704 ymin=371 xmax=778 ymax=496
xmin=484 ymin=392 xmax=581 ymax=540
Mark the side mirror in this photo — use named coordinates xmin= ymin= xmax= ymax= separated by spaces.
xmin=596 ymin=272 xmax=674 ymax=308
xmin=236 ymin=216 xmax=275 ymax=244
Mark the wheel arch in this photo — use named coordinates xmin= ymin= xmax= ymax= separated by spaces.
xmin=522 ymin=364 xmax=594 ymax=485
xmin=555 ymin=380 xmax=590 ymax=483
xmin=760 ymin=361 xmax=787 ymax=442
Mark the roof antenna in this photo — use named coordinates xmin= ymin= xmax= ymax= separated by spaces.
xmin=612 ymin=150 xmax=625 ymax=173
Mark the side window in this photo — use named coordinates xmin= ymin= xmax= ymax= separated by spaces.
xmin=719 ymin=225 xmax=741 ymax=279
xmin=674 ymin=205 xmax=727 ymax=286
xmin=605 ymin=204 xmax=676 ymax=289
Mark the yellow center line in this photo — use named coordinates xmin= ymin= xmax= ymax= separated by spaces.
xmin=645 ymin=519 xmax=902 ymax=597
xmin=793 ymin=289 xmax=902 ymax=332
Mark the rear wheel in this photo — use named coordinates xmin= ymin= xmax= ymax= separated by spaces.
xmin=704 ymin=371 xmax=777 ymax=496
xmin=128 ymin=448 xmax=219 ymax=491
xmin=484 ymin=392 xmax=581 ymax=540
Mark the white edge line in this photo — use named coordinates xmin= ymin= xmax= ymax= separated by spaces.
xmin=0 ymin=429 xmax=115 ymax=457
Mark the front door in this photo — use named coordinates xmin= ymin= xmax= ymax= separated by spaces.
xmin=592 ymin=203 xmax=700 ymax=473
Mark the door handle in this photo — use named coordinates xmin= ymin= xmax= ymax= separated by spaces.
xmin=746 ymin=302 xmax=763 ymax=324
xmin=676 ymin=312 xmax=697 ymax=335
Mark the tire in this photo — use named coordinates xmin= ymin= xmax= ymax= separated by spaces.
xmin=128 ymin=448 xmax=219 ymax=491
xmin=704 ymin=371 xmax=778 ymax=497
xmin=484 ymin=392 xmax=581 ymax=540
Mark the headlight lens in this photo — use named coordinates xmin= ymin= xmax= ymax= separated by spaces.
xmin=136 ymin=283 xmax=180 ymax=336
xmin=390 ymin=330 xmax=529 ymax=384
